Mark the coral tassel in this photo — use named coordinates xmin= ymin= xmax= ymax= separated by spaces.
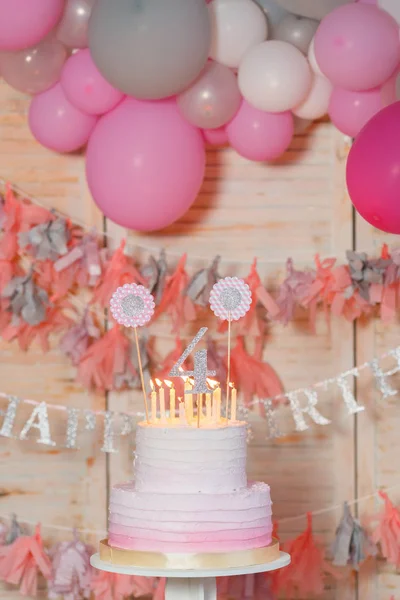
xmin=0 ymin=525 xmax=51 ymax=596
xmin=372 ymin=491 xmax=400 ymax=567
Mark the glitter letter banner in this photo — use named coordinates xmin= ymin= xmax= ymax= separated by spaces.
xmin=0 ymin=345 xmax=399 ymax=450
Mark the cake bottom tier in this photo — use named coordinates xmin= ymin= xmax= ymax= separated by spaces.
xmin=108 ymin=481 xmax=272 ymax=553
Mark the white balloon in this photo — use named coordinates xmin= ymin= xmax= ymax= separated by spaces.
xmin=308 ymin=36 xmax=324 ymax=77
xmin=208 ymin=0 xmax=268 ymax=68
xmin=378 ymin=0 xmax=400 ymax=25
xmin=293 ymin=74 xmax=332 ymax=119
xmin=238 ymin=40 xmax=312 ymax=112
xmin=274 ymin=0 xmax=352 ymax=20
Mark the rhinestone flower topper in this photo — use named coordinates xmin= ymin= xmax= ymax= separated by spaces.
xmin=110 ymin=283 xmax=155 ymax=328
xmin=209 ymin=276 xmax=252 ymax=321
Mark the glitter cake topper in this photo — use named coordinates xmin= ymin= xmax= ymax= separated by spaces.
xmin=110 ymin=283 xmax=155 ymax=328
xmin=209 ymin=277 xmax=252 ymax=321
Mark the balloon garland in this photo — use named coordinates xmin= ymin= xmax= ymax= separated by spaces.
xmin=0 ymin=0 xmax=399 ymax=233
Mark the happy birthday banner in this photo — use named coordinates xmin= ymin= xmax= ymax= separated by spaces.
xmin=1 ymin=344 xmax=399 ymax=453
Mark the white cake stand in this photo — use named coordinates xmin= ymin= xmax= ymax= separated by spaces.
xmin=90 ymin=551 xmax=290 ymax=600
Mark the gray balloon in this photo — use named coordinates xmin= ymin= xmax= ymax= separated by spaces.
xmin=253 ymin=0 xmax=289 ymax=38
xmin=275 ymin=14 xmax=318 ymax=53
xmin=274 ymin=0 xmax=352 ymax=20
xmin=177 ymin=61 xmax=241 ymax=129
xmin=88 ymin=0 xmax=211 ymax=100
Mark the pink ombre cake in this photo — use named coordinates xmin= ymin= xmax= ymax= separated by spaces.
xmin=108 ymin=421 xmax=273 ymax=555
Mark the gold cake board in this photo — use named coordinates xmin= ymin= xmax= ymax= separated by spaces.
xmin=99 ymin=538 xmax=280 ymax=571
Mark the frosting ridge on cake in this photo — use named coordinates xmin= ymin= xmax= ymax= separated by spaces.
xmin=108 ymin=421 xmax=273 ymax=554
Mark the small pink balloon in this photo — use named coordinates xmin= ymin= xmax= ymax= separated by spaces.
xmin=314 ymin=4 xmax=400 ymax=91
xmin=29 ymin=83 xmax=98 ymax=153
xmin=0 ymin=0 xmax=64 ymax=51
xmin=329 ymin=81 xmax=396 ymax=137
xmin=61 ymin=49 xmax=125 ymax=116
xmin=86 ymin=98 xmax=205 ymax=232
xmin=226 ymin=100 xmax=293 ymax=161
xmin=0 ymin=37 xmax=67 ymax=95
xmin=203 ymin=127 xmax=229 ymax=146
xmin=346 ymin=101 xmax=400 ymax=234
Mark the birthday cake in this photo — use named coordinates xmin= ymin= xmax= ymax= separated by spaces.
xmin=100 ymin=278 xmax=278 ymax=569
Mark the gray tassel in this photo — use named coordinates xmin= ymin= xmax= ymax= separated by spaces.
xmin=141 ymin=250 xmax=168 ymax=305
xmin=332 ymin=502 xmax=377 ymax=570
xmin=2 ymin=273 xmax=48 ymax=326
xmin=6 ymin=514 xmax=22 ymax=544
xmin=346 ymin=250 xmax=391 ymax=302
xmin=19 ymin=217 xmax=70 ymax=261
xmin=186 ymin=256 xmax=221 ymax=307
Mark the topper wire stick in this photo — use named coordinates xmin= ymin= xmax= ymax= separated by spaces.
xmin=226 ymin=312 xmax=232 ymax=421
xmin=134 ymin=327 xmax=149 ymax=423
xmin=197 ymin=395 xmax=201 ymax=428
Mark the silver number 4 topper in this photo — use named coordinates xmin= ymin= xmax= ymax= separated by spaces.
xmin=169 ymin=327 xmax=216 ymax=394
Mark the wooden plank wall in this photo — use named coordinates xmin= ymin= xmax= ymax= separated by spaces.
xmin=0 ymin=80 xmax=399 ymax=600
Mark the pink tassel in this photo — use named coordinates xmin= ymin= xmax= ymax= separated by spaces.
xmin=0 ymin=259 xmax=16 ymax=294
xmin=2 ymin=303 xmax=74 ymax=352
xmin=275 ymin=258 xmax=315 ymax=326
xmin=92 ymin=240 xmax=145 ymax=308
xmin=77 ymin=325 xmax=135 ymax=392
xmin=131 ymin=575 xmax=155 ymax=597
xmin=153 ymin=577 xmax=166 ymax=600
xmin=238 ymin=259 xmax=280 ymax=336
xmin=91 ymin=571 xmax=134 ymax=600
xmin=48 ymin=530 xmax=93 ymax=600
xmin=60 ymin=311 xmax=101 ymax=366
xmin=372 ymin=491 xmax=400 ymax=567
xmin=0 ymin=524 xmax=52 ymax=596
xmin=230 ymin=337 xmax=284 ymax=407
xmin=273 ymin=513 xmax=336 ymax=597
xmin=330 ymin=265 xmax=372 ymax=322
xmin=154 ymin=255 xmax=196 ymax=332
xmin=54 ymin=232 xmax=103 ymax=290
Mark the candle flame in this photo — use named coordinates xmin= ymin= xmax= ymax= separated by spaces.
xmin=150 ymin=379 xmax=155 ymax=391
xmin=155 ymin=378 xmax=162 ymax=387
xmin=207 ymin=378 xmax=219 ymax=389
xmin=229 ymin=382 xmax=235 ymax=388
xmin=164 ymin=380 xmax=173 ymax=389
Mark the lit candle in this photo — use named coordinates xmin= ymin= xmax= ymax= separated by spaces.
xmin=156 ymin=379 xmax=166 ymax=423
xmin=206 ymin=393 xmax=212 ymax=421
xmin=214 ymin=385 xmax=221 ymax=423
xmin=165 ymin=380 xmax=175 ymax=421
xmin=184 ymin=377 xmax=193 ymax=423
xmin=197 ymin=394 xmax=203 ymax=428
xmin=179 ymin=398 xmax=187 ymax=425
xmin=230 ymin=385 xmax=237 ymax=422
xmin=150 ymin=380 xmax=157 ymax=423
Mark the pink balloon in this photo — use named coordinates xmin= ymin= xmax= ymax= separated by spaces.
xmin=29 ymin=83 xmax=98 ymax=153
xmin=86 ymin=98 xmax=206 ymax=232
xmin=61 ymin=49 xmax=125 ymax=116
xmin=0 ymin=0 xmax=64 ymax=51
xmin=226 ymin=100 xmax=293 ymax=161
xmin=346 ymin=102 xmax=400 ymax=234
xmin=329 ymin=81 xmax=396 ymax=137
xmin=203 ymin=127 xmax=229 ymax=146
xmin=314 ymin=4 xmax=400 ymax=91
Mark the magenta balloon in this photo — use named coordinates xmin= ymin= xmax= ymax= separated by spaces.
xmin=86 ymin=99 xmax=206 ymax=232
xmin=314 ymin=4 xmax=400 ymax=91
xmin=203 ymin=127 xmax=229 ymax=146
xmin=61 ymin=50 xmax=125 ymax=116
xmin=226 ymin=100 xmax=293 ymax=161
xmin=329 ymin=82 xmax=395 ymax=138
xmin=346 ymin=102 xmax=400 ymax=234
xmin=0 ymin=0 xmax=64 ymax=51
xmin=29 ymin=83 xmax=98 ymax=153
